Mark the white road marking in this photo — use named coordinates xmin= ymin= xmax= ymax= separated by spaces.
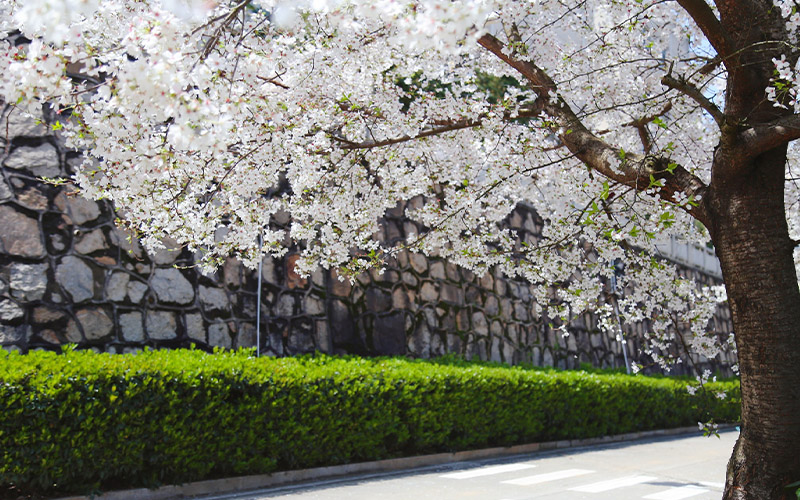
xmin=439 ymin=463 xmax=536 ymax=479
xmin=502 ymin=469 xmax=595 ymax=486
xmin=569 ymin=475 xmax=658 ymax=492
xmin=643 ymin=485 xmax=709 ymax=499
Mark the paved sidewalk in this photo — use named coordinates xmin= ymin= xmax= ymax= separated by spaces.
xmin=198 ymin=429 xmax=737 ymax=500
xmin=56 ymin=427 xmax=737 ymax=500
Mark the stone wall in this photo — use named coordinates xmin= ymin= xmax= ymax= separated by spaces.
xmin=0 ymin=103 xmax=736 ymax=374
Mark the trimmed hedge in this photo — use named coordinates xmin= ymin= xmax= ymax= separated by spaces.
xmin=0 ymin=348 xmax=739 ymax=496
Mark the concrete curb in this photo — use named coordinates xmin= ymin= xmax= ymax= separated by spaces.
xmin=55 ymin=424 xmax=736 ymax=500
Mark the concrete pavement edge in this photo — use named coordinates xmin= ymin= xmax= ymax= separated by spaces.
xmin=54 ymin=424 xmax=736 ymax=500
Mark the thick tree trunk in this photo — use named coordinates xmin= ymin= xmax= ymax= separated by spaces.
xmin=707 ymin=148 xmax=800 ymax=499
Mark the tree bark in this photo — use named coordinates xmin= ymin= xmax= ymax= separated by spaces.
xmin=706 ymin=146 xmax=800 ymax=499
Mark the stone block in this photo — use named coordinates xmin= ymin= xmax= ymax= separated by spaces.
xmin=67 ymin=308 xmax=113 ymax=341
xmin=409 ymin=253 xmax=428 ymax=274
xmin=276 ymin=293 xmax=296 ymax=317
xmin=4 ymin=144 xmax=60 ymax=177
xmin=485 ymin=295 xmax=499 ymax=316
xmin=455 ymin=308 xmax=470 ymax=331
xmin=503 ymin=341 xmax=515 ymax=363
xmin=10 ymin=262 xmax=49 ymax=301
xmin=499 ymin=298 xmax=513 ymax=321
xmin=401 ymin=272 xmax=417 ymax=287
xmin=330 ymin=299 xmax=358 ymax=348
xmin=237 ymin=323 xmax=257 ymax=348
xmin=494 ymin=277 xmax=506 ymax=296
xmin=0 ymin=177 xmax=11 ymax=201
xmin=56 ymin=256 xmax=94 ymax=303
xmin=127 ymin=280 xmax=148 ymax=303
xmin=185 ymin=313 xmax=206 ymax=342
xmin=110 ymin=227 xmax=143 ymax=258
xmin=314 ymin=320 xmax=331 ymax=353
xmin=260 ymin=255 xmax=278 ymax=283
xmin=490 ymin=338 xmax=502 ymax=362
xmin=220 ymin=258 xmax=241 ymax=288
xmin=385 ymin=219 xmax=403 ymax=242
xmin=208 ymin=322 xmax=231 ymax=348
xmin=119 ymin=312 xmax=144 ymax=341
xmin=542 ymin=348 xmax=554 ymax=367
xmin=54 ymin=192 xmax=101 ymax=225
xmin=199 ymin=285 xmax=230 ymax=313
xmin=396 ymin=249 xmax=409 ymax=268
xmin=429 ymin=331 xmax=445 ymax=357
xmin=446 ymin=263 xmax=460 ymax=281
xmin=285 ymin=254 xmax=307 ymax=289
xmin=429 ymin=261 xmax=446 ymax=280
xmin=441 ymin=283 xmax=464 ymax=304
xmin=146 ymin=310 xmax=177 ymax=339
xmin=0 ymin=299 xmax=23 ymax=321
xmin=330 ymin=270 xmax=352 ymax=297
xmin=472 ymin=311 xmax=488 ymax=336
xmin=0 ymin=324 xmax=26 ymax=343
xmin=419 ymin=281 xmax=438 ymax=302
xmin=304 ymin=295 xmax=324 ymax=315
xmin=447 ymin=332 xmax=462 ymax=353
xmin=74 ymin=228 xmax=108 ymax=254
xmin=32 ymin=306 xmax=65 ymax=324
xmin=310 ymin=267 xmax=325 ymax=287
xmin=288 ymin=318 xmax=315 ymax=352
xmin=38 ymin=329 xmax=61 ymax=344
xmin=392 ymin=287 xmax=408 ymax=309
xmin=147 ymin=237 xmax=181 ymax=265
xmin=0 ymin=206 xmax=45 ymax=258
xmin=366 ymin=288 xmax=391 ymax=312
xmin=17 ymin=187 xmax=48 ymax=211
xmin=106 ymin=272 xmax=129 ymax=301
xmin=151 ymin=268 xmax=194 ymax=305
xmin=373 ymin=312 xmax=406 ymax=355
xmin=3 ymin=107 xmax=48 ymax=136
xmin=513 ymin=302 xmax=529 ymax=322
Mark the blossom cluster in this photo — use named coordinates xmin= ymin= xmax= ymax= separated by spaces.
xmin=0 ymin=0 xmax=754 ymax=367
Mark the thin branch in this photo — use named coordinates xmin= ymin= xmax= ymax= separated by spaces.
xmin=661 ymin=73 xmax=724 ymax=126
xmin=257 ymin=74 xmax=290 ymax=89
xmin=332 ymin=106 xmax=543 ymax=150
xmin=197 ymin=0 xmax=250 ymax=63
xmin=674 ymin=0 xmax=733 ymax=62
xmin=623 ymin=102 xmax=673 ymax=153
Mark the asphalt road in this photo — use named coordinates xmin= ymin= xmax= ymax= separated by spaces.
xmin=200 ymin=429 xmax=738 ymax=500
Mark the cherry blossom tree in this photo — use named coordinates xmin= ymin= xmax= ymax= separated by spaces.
xmin=1 ymin=0 xmax=798 ymax=497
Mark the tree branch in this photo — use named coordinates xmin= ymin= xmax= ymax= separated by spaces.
xmin=739 ymin=113 xmax=800 ymax=158
xmin=623 ymin=102 xmax=673 ymax=154
xmin=661 ymin=73 xmax=724 ymax=126
xmin=332 ymin=105 xmax=543 ymax=150
xmin=674 ymin=0 xmax=733 ymax=62
xmin=477 ymin=33 xmax=710 ymax=226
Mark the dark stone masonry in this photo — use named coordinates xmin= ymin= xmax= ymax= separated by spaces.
xmin=0 ymin=103 xmax=736 ymax=374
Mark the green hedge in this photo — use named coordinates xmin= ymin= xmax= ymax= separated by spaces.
xmin=0 ymin=348 xmax=740 ymax=496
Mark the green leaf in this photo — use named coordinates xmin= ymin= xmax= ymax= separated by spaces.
xmin=600 ymin=181 xmax=609 ymax=200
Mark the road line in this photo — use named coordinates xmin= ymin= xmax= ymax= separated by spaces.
xmin=698 ymin=481 xmax=725 ymax=489
xmin=502 ymin=469 xmax=595 ymax=486
xmin=439 ymin=463 xmax=536 ymax=479
xmin=643 ymin=485 xmax=709 ymax=499
xmin=569 ymin=475 xmax=658 ymax=492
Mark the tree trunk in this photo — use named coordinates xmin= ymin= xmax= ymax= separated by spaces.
xmin=708 ymin=147 xmax=800 ymax=499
